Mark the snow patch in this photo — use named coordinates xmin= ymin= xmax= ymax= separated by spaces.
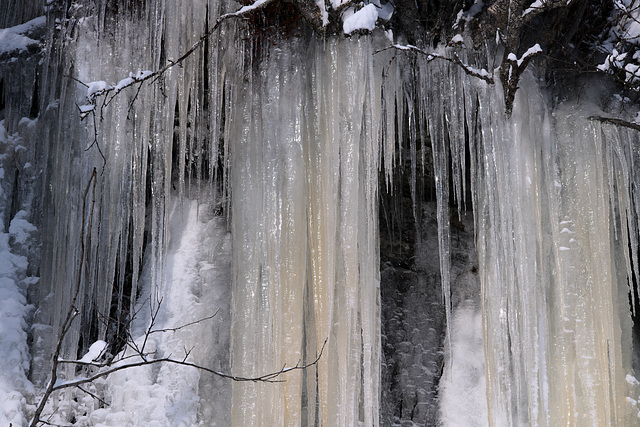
xmin=343 ymin=4 xmax=378 ymax=34
xmin=78 ymin=340 xmax=107 ymax=363
xmin=439 ymin=306 xmax=488 ymax=426
xmin=0 ymin=16 xmax=46 ymax=56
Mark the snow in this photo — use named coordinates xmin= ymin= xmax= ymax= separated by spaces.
xmin=439 ymin=306 xmax=488 ymax=426
xmin=343 ymin=4 xmax=379 ymax=34
xmin=0 ymin=123 xmax=37 ymax=427
xmin=9 ymin=211 xmax=37 ymax=245
xmin=508 ymin=44 xmax=542 ymax=67
xmin=0 ymin=16 xmax=46 ymax=56
xmin=466 ymin=65 xmax=492 ymax=79
xmin=78 ymin=104 xmax=95 ymax=114
xmin=451 ymin=34 xmax=464 ymax=45
xmin=331 ymin=0 xmax=351 ymax=9
xmin=78 ymin=340 xmax=107 ymax=363
xmin=0 ymin=219 xmax=36 ymax=427
xmin=220 ymin=0 xmax=272 ymax=18
xmin=523 ymin=0 xmax=545 ymax=16
xmin=86 ymin=80 xmax=112 ymax=99
xmin=114 ymin=71 xmax=153 ymax=91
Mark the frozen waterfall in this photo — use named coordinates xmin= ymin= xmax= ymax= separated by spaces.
xmin=0 ymin=0 xmax=640 ymax=426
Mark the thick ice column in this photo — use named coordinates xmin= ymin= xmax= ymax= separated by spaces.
xmin=305 ymin=37 xmax=381 ymax=427
xmin=542 ymin=111 xmax=635 ymax=426
xmin=463 ymin=71 xmax=637 ymax=425
xmin=229 ymin=35 xmax=383 ymax=426
xmin=230 ymin=41 xmax=307 ymax=426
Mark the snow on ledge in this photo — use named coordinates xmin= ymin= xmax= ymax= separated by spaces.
xmin=343 ymin=4 xmax=378 ymax=35
xmin=0 ymin=15 xmax=46 ymax=56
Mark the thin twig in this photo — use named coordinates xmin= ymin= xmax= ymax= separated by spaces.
xmin=148 ymin=310 xmax=219 ymax=335
xmin=51 ymin=338 xmax=328 ymax=393
xmin=30 ymin=169 xmax=98 ymax=427
xmin=76 ymin=385 xmax=109 ymax=406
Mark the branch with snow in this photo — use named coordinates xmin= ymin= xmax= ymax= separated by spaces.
xmin=597 ymin=2 xmax=640 ymax=90
xmin=29 ymin=168 xmax=97 ymax=427
xmin=51 ymin=338 xmax=327 ymax=394
xmin=501 ymin=44 xmax=543 ymax=115
xmin=76 ymin=0 xmax=277 ymax=119
xmin=31 ymin=278 xmax=327 ymax=426
xmin=376 ymin=44 xmax=494 ymax=84
xmin=522 ymin=0 xmax=572 ymax=20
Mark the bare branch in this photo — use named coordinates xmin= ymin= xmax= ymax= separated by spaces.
xmin=147 ymin=310 xmax=219 ymax=335
xmin=50 ymin=338 xmax=328 ymax=394
xmin=589 ymin=115 xmax=640 ymax=132
xmin=76 ymin=385 xmax=109 ymax=406
xmin=501 ymin=44 xmax=543 ymax=115
xmin=30 ymin=169 xmax=98 ymax=427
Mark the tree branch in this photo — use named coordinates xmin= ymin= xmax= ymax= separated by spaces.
xmin=50 ymin=338 xmax=328 ymax=396
xmin=78 ymin=0 xmax=278 ymax=113
xmin=30 ymin=168 xmax=98 ymax=427
xmin=589 ymin=115 xmax=640 ymax=132
xmin=375 ymin=44 xmax=494 ymax=84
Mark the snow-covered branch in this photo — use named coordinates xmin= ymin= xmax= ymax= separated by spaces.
xmin=522 ymin=0 xmax=572 ymax=20
xmin=78 ymin=0 xmax=277 ymax=116
xmin=501 ymin=43 xmax=543 ymax=115
xmin=31 ymin=261 xmax=326 ymax=426
xmin=51 ymin=338 xmax=327 ymax=394
xmin=377 ymin=44 xmax=494 ymax=84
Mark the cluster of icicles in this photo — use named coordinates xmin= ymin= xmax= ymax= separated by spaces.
xmin=22 ymin=0 xmax=640 ymax=425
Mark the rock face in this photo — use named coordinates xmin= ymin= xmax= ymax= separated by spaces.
xmin=380 ymin=184 xmax=480 ymax=426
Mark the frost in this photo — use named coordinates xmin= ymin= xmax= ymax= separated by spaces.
xmin=9 ymin=211 xmax=36 ymax=245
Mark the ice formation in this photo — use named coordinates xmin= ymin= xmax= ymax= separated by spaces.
xmin=0 ymin=0 xmax=640 ymax=426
